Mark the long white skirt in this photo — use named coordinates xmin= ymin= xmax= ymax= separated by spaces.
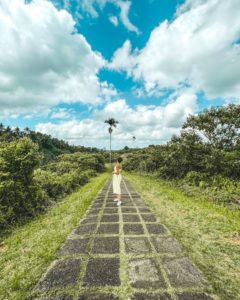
xmin=113 ymin=174 xmax=122 ymax=194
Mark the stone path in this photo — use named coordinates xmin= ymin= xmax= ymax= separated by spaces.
xmin=34 ymin=177 xmax=216 ymax=300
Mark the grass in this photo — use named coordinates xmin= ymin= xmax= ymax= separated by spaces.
xmin=125 ymin=172 xmax=240 ymax=300
xmin=0 ymin=172 xmax=109 ymax=300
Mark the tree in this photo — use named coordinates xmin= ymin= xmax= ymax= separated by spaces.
xmin=132 ymin=136 xmax=136 ymax=148
xmin=183 ymin=104 xmax=240 ymax=150
xmin=0 ymin=138 xmax=44 ymax=227
xmin=104 ymin=118 xmax=119 ymax=163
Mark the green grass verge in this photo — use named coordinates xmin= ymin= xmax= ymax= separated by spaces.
xmin=0 ymin=172 xmax=109 ymax=300
xmin=125 ymin=172 xmax=240 ymax=300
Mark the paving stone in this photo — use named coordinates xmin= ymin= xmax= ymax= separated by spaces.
xmin=125 ymin=237 xmax=152 ymax=253
xmin=81 ymin=215 xmax=98 ymax=224
xmin=103 ymin=208 xmax=118 ymax=214
xmin=78 ymin=294 xmax=118 ymax=300
xmin=162 ymin=257 xmax=208 ymax=288
xmin=129 ymin=259 xmax=166 ymax=288
xmin=74 ymin=224 xmax=97 ymax=235
xmin=120 ymin=196 xmax=132 ymax=199
xmin=151 ymin=236 xmax=182 ymax=253
xmin=141 ymin=214 xmax=157 ymax=222
xmin=123 ymin=214 xmax=141 ymax=223
xmin=83 ymin=258 xmax=120 ymax=287
xmin=93 ymin=200 xmax=103 ymax=204
xmin=121 ymin=207 xmax=137 ymax=213
xmin=146 ymin=224 xmax=168 ymax=235
xmin=176 ymin=292 xmax=215 ymax=300
xmin=123 ymin=224 xmax=144 ymax=235
xmin=105 ymin=202 xmax=118 ymax=207
xmin=38 ymin=259 xmax=81 ymax=290
xmin=136 ymin=203 xmax=149 ymax=208
xmin=106 ymin=199 xmax=117 ymax=203
xmin=58 ymin=238 xmax=90 ymax=255
xmin=97 ymin=224 xmax=119 ymax=234
xmin=121 ymin=201 xmax=134 ymax=207
xmin=131 ymin=293 xmax=172 ymax=300
xmin=138 ymin=208 xmax=152 ymax=213
xmin=43 ymin=295 xmax=72 ymax=300
xmin=92 ymin=236 xmax=119 ymax=253
xmin=101 ymin=214 xmax=119 ymax=223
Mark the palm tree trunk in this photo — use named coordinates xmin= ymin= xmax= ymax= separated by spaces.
xmin=109 ymin=132 xmax=112 ymax=164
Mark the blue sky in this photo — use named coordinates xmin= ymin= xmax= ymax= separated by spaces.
xmin=0 ymin=0 xmax=239 ymax=149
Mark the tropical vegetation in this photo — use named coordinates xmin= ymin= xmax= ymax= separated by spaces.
xmin=0 ymin=133 xmax=105 ymax=233
xmin=124 ymin=104 xmax=240 ymax=206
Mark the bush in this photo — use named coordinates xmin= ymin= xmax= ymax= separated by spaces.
xmin=33 ymin=152 xmax=104 ymax=201
xmin=0 ymin=138 xmax=48 ymax=228
xmin=0 ymin=139 xmax=105 ymax=231
xmin=185 ymin=171 xmax=209 ymax=186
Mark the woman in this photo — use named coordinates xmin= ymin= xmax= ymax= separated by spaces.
xmin=113 ymin=157 xmax=123 ymax=206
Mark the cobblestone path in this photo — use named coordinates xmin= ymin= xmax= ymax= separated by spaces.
xmin=34 ymin=177 xmax=216 ymax=300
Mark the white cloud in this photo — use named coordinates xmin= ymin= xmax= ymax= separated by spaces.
xmin=0 ymin=0 xmax=116 ymax=116
xmin=50 ymin=108 xmax=73 ymax=119
xmin=36 ymin=93 xmax=197 ymax=149
xmin=108 ymin=40 xmax=136 ymax=75
xmin=110 ymin=0 xmax=240 ymax=99
xmin=67 ymin=0 xmax=139 ymax=33
xmin=0 ymin=105 xmax=51 ymax=120
xmin=117 ymin=0 xmax=140 ymax=34
xmin=109 ymin=15 xmax=119 ymax=26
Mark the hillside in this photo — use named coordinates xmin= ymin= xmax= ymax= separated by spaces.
xmin=0 ymin=124 xmax=101 ymax=162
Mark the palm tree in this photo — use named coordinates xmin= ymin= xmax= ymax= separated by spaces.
xmin=132 ymin=136 xmax=136 ymax=148
xmin=0 ymin=123 xmax=4 ymax=132
xmin=104 ymin=118 xmax=119 ymax=163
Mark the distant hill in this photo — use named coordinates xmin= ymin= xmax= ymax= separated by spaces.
xmin=0 ymin=123 xmax=101 ymax=162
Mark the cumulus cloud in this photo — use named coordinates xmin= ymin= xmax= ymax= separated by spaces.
xmin=108 ymin=40 xmax=136 ymax=75
xmin=36 ymin=93 xmax=197 ymax=149
xmin=0 ymin=0 xmax=116 ymax=116
xmin=110 ymin=0 xmax=240 ymax=99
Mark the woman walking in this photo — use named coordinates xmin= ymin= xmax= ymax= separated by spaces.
xmin=113 ymin=157 xmax=123 ymax=206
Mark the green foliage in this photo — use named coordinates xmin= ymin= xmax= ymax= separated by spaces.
xmin=0 ymin=137 xmax=105 ymax=231
xmin=181 ymin=172 xmax=240 ymax=205
xmin=0 ymin=123 xmax=104 ymax=162
xmin=0 ymin=138 xmax=47 ymax=228
xmin=124 ymin=104 xmax=240 ymax=205
xmin=182 ymin=104 xmax=240 ymax=150
xmin=34 ymin=152 xmax=105 ymax=201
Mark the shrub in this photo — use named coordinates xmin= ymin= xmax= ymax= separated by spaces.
xmin=0 ymin=138 xmax=48 ymax=228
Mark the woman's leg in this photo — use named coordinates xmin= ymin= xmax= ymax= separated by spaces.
xmin=116 ymin=175 xmax=122 ymax=205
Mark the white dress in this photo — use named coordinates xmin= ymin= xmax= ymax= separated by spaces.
xmin=113 ymin=165 xmax=122 ymax=194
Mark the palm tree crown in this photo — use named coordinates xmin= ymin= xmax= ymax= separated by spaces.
xmin=104 ymin=118 xmax=119 ymax=128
